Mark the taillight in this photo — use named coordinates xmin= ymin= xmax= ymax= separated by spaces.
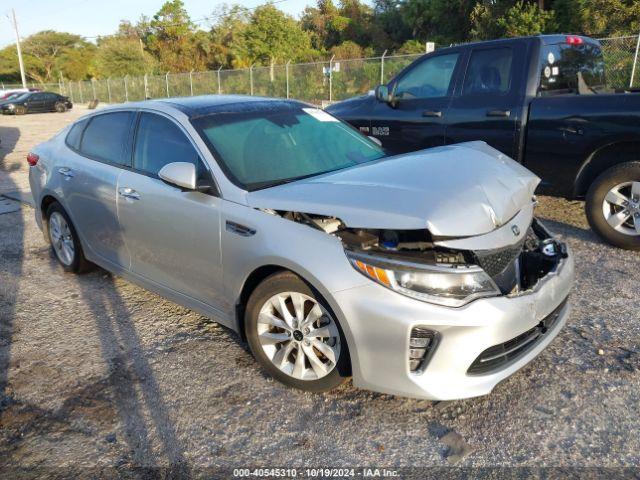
xmin=566 ymin=35 xmax=584 ymax=45
xmin=27 ymin=152 xmax=39 ymax=166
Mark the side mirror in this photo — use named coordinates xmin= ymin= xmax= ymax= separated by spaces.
xmin=375 ymin=85 xmax=389 ymax=103
xmin=368 ymin=136 xmax=382 ymax=147
xmin=159 ymin=162 xmax=196 ymax=190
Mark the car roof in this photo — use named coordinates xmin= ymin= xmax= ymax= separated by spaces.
xmin=119 ymin=95 xmax=311 ymax=118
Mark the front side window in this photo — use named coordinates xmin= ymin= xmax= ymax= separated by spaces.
xmin=193 ymin=106 xmax=386 ymax=191
xmin=133 ymin=113 xmax=204 ymax=177
xmin=80 ymin=112 xmax=133 ymax=165
xmin=462 ymin=47 xmax=513 ymax=95
xmin=394 ymin=53 xmax=460 ymax=100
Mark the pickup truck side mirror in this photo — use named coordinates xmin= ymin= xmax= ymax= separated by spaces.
xmin=375 ymin=85 xmax=390 ymax=103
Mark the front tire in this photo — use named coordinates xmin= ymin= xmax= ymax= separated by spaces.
xmin=46 ymin=203 xmax=92 ymax=273
xmin=586 ymin=161 xmax=640 ymax=250
xmin=14 ymin=105 xmax=26 ymax=115
xmin=245 ymin=272 xmax=350 ymax=393
xmin=55 ymin=102 xmax=67 ymax=113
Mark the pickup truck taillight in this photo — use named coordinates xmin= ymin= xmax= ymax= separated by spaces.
xmin=566 ymin=35 xmax=583 ymax=45
xmin=26 ymin=152 xmax=39 ymax=166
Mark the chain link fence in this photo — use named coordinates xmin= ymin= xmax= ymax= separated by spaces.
xmin=2 ymin=35 xmax=638 ymax=105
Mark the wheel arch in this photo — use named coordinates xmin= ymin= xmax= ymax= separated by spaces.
xmin=574 ymin=140 xmax=640 ymax=198
xmin=233 ymin=263 xmax=354 ymax=362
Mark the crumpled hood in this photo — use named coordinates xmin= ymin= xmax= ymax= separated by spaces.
xmin=246 ymin=141 xmax=540 ymax=237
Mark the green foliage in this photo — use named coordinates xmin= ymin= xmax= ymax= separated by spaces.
xmin=471 ymin=1 xmax=558 ymax=40
xmin=93 ymin=37 xmax=157 ymax=78
xmin=244 ymin=5 xmax=314 ymax=64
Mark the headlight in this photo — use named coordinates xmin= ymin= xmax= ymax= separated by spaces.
xmin=346 ymin=251 xmax=500 ymax=307
xmin=6 ymin=104 xmax=15 ymax=110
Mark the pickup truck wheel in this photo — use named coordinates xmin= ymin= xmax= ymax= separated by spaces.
xmin=245 ymin=271 xmax=350 ymax=393
xmin=586 ymin=162 xmax=640 ymax=250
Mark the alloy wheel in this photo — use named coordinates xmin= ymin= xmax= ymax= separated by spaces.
xmin=256 ymin=291 xmax=340 ymax=381
xmin=602 ymin=181 xmax=640 ymax=236
xmin=49 ymin=211 xmax=75 ymax=266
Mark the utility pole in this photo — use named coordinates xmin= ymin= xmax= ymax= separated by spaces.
xmin=9 ymin=9 xmax=27 ymax=88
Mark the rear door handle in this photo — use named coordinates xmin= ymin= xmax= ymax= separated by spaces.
xmin=118 ymin=187 xmax=140 ymax=200
xmin=486 ymin=109 xmax=511 ymax=117
xmin=422 ymin=110 xmax=442 ymax=117
xmin=58 ymin=167 xmax=74 ymax=178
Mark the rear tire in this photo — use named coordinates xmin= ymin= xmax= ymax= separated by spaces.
xmin=586 ymin=161 xmax=640 ymax=250
xmin=245 ymin=271 xmax=350 ymax=393
xmin=45 ymin=202 xmax=92 ymax=273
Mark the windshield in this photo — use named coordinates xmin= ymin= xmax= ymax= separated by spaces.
xmin=193 ymin=106 xmax=386 ymax=191
xmin=539 ymin=42 xmax=607 ymax=95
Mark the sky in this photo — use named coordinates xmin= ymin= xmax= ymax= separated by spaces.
xmin=1 ymin=0 xmax=315 ymax=48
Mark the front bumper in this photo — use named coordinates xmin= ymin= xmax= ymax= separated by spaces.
xmin=331 ymin=247 xmax=574 ymax=400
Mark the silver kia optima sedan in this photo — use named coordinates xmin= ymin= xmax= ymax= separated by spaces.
xmin=28 ymin=96 xmax=574 ymax=400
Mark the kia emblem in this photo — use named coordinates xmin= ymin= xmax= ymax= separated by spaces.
xmin=511 ymin=225 xmax=521 ymax=236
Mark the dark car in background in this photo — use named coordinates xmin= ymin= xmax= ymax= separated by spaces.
xmin=327 ymin=35 xmax=640 ymax=250
xmin=1 ymin=91 xmax=72 ymax=115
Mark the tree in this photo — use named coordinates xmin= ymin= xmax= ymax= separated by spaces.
xmin=552 ymin=0 xmax=640 ymax=36
xmin=244 ymin=5 xmax=314 ymax=65
xmin=19 ymin=31 xmax=94 ymax=83
xmin=145 ymin=0 xmax=210 ymax=72
xmin=209 ymin=4 xmax=251 ymax=68
xmin=471 ymin=1 xmax=557 ymax=40
xmin=401 ymin=0 xmax=476 ymax=45
xmin=93 ymin=37 xmax=157 ymax=77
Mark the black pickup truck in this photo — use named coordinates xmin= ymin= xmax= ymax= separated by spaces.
xmin=326 ymin=35 xmax=640 ymax=249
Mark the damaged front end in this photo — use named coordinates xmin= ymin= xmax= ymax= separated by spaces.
xmin=262 ymin=208 xmax=567 ymax=307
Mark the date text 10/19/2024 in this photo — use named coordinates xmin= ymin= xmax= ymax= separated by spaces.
xmin=233 ymin=468 xmax=400 ymax=478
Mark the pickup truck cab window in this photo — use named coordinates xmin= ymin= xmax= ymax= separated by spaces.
xmin=538 ymin=42 xmax=606 ymax=95
xmin=394 ymin=53 xmax=460 ymax=100
xmin=462 ymin=47 xmax=513 ymax=95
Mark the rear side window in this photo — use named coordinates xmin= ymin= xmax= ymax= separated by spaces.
xmin=133 ymin=113 xmax=203 ymax=177
xmin=463 ymin=47 xmax=513 ymax=95
xmin=539 ymin=42 xmax=606 ymax=95
xmin=65 ymin=119 xmax=88 ymax=150
xmin=80 ymin=112 xmax=133 ymax=165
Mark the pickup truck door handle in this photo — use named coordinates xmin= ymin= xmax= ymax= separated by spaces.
xmin=422 ymin=110 xmax=442 ymax=118
xmin=58 ymin=167 xmax=74 ymax=178
xmin=118 ymin=187 xmax=141 ymax=200
xmin=486 ymin=109 xmax=511 ymax=118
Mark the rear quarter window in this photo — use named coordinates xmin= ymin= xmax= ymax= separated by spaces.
xmin=65 ymin=119 xmax=88 ymax=150
xmin=80 ymin=112 xmax=134 ymax=165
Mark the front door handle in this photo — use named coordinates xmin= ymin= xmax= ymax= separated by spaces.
xmin=486 ymin=109 xmax=511 ymax=118
xmin=423 ymin=110 xmax=442 ymax=117
xmin=58 ymin=167 xmax=74 ymax=178
xmin=118 ymin=187 xmax=140 ymax=200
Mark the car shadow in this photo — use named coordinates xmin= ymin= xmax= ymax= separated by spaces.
xmin=0 ymin=126 xmax=23 ymax=412
xmin=0 ymin=126 xmax=24 ymax=419
xmin=73 ymin=195 xmax=190 ymax=475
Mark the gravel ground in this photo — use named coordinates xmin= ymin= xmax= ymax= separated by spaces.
xmin=0 ymin=109 xmax=638 ymax=477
